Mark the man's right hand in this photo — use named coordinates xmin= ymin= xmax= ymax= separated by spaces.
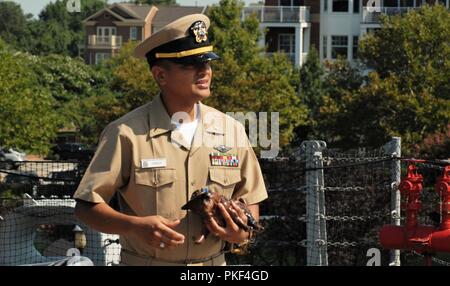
xmin=129 ymin=215 xmax=185 ymax=250
xmin=74 ymin=201 xmax=185 ymax=250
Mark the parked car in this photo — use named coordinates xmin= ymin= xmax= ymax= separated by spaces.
xmin=0 ymin=147 xmax=26 ymax=170
xmin=51 ymin=143 xmax=95 ymax=161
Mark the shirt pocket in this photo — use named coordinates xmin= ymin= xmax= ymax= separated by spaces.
xmin=208 ymin=167 xmax=241 ymax=199
xmin=134 ymin=168 xmax=178 ymax=218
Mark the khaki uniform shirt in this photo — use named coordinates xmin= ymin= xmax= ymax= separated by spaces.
xmin=74 ymin=94 xmax=268 ymax=262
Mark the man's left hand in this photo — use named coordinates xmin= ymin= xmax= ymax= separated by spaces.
xmin=205 ymin=201 xmax=249 ymax=244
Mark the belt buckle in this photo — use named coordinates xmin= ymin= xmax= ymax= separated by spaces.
xmin=187 ymin=262 xmax=204 ymax=266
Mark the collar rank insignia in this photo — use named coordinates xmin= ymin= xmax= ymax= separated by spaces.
xmin=190 ymin=21 xmax=208 ymax=43
xmin=210 ymin=153 xmax=239 ymax=167
xmin=214 ymin=145 xmax=232 ymax=153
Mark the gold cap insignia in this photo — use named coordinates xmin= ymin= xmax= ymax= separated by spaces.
xmin=190 ymin=21 xmax=208 ymax=43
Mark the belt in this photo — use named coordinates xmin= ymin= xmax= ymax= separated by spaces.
xmin=121 ymin=249 xmax=225 ymax=266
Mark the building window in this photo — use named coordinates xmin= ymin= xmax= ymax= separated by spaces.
xmin=332 ymin=0 xmax=348 ymax=12
xmin=95 ymin=53 xmax=111 ymax=64
xmin=324 ymin=0 xmax=328 ymax=11
xmin=353 ymin=36 xmax=359 ymax=59
xmin=383 ymin=0 xmax=397 ymax=7
xmin=130 ymin=27 xmax=138 ymax=41
xmin=331 ymin=35 xmax=348 ymax=59
xmin=401 ymin=0 xmax=415 ymax=6
xmin=278 ymin=34 xmax=295 ymax=54
xmin=323 ymin=35 xmax=328 ymax=59
xmin=353 ymin=0 xmax=360 ymax=13
xmin=97 ymin=26 xmax=116 ymax=37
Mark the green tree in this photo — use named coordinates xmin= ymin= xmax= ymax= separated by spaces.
xmin=206 ymin=0 xmax=307 ymax=147
xmin=299 ymin=47 xmax=327 ymax=115
xmin=0 ymin=2 xmax=31 ymax=48
xmin=28 ymin=54 xmax=112 ymax=143
xmin=313 ymin=57 xmax=364 ymax=145
xmin=359 ymin=4 xmax=449 ymax=99
xmin=0 ymin=42 xmax=59 ymax=154
xmin=105 ymin=42 xmax=159 ymax=112
xmin=324 ymin=57 xmax=364 ymax=96
xmin=318 ymin=5 xmax=450 ymax=152
xmin=294 ymin=48 xmax=328 ymax=142
xmin=23 ymin=0 xmax=107 ymax=56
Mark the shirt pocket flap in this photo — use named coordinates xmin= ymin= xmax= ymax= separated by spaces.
xmin=209 ymin=167 xmax=241 ymax=187
xmin=135 ymin=168 xmax=177 ymax=188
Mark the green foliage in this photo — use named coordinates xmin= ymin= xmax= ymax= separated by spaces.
xmin=33 ymin=0 xmax=106 ymax=57
xmin=206 ymin=0 xmax=307 ymax=147
xmin=359 ymin=4 xmax=450 ymax=99
xmin=0 ymin=44 xmax=59 ymax=155
xmin=105 ymin=42 xmax=159 ymax=111
xmin=0 ymin=0 xmax=108 ymax=57
xmin=324 ymin=57 xmax=364 ymax=96
xmin=316 ymin=5 xmax=450 ymax=153
xmin=299 ymin=47 xmax=326 ymax=116
xmin=77 ymin=90 xmax=123 ymax=143
xmin=0 ymin=2 xmax=32 ymax=49
xmin=29 ymin=54 xmax=112 ymax=144
xmin=33 ymin=54 xmax=108 ymax=102
xmin=319 ymin=72 xmax=450 ymax=152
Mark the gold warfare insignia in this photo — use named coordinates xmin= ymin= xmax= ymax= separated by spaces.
xmin=214 ymin=145 xmax=232 ymax=153
xmin=190 ymin=21 xmax=208 ymax=43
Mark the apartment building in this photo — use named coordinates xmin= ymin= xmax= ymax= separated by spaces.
xmin=81 ymin=3 xmax=205 ymax=65
xmin=243 ymin=0 xmax=449 ymax=66
xmin=242 ymin=0 xmax=318 ymax=66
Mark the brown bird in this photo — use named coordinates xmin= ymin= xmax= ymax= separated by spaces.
xmin=181 ymin=187 xmax=264 ymax=244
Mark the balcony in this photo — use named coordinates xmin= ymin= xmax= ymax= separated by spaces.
xmin=87 ymin=35 xmax=122 ymax=48
xmin=361 ymin=6 xmax=419 ymax=23
xmin=242 ymin=6 xmax=310 ymax=23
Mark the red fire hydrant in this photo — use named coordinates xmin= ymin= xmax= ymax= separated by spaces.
xmin=380 ymin=165 xmax=450 ymax=265
xmin=436 ymin=166 xmax=450 ymax=230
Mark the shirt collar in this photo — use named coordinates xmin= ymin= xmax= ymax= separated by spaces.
xmin=148 ymin=94 xmax=174 ymax=138
xmin=148 ymin=93 xmax=226 ymax=138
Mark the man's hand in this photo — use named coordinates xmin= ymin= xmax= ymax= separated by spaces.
xmin=129 ymin=215 xmax=185 ymax=250
xmin=205 ymin=201 xmax=250 ymax=244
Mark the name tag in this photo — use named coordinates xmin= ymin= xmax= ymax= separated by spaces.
xmin=141 ymin=158 xmax=167 ymax=169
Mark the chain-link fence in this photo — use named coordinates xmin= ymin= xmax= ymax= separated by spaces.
xmin=1 ymin=139 xmax=449 ymax=266
xmin=0 ymin=161 xmax=121 ymax=266
xmin=228 ymin=139 xmax=398 ymax=266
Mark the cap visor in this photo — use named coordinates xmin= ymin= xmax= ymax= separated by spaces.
xmin=170 ymin=52 xmax=220 ymax=65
